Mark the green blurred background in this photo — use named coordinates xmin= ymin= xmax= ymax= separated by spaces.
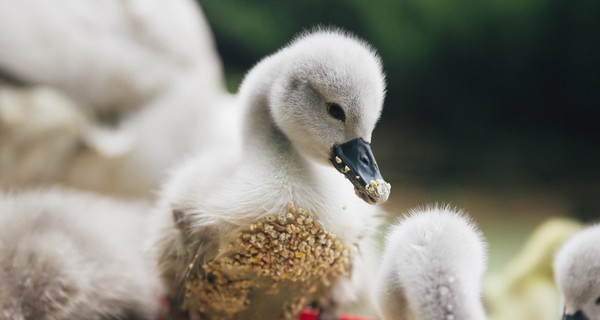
xmin=198 ymin=0 xmax=599 ymax=272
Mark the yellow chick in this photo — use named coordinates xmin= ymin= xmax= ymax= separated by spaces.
xmin=485 ymin=217 xmax=582 ymax=320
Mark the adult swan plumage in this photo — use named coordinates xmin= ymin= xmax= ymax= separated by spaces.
xmin=155 ymin=29 xmax=391 ymax=319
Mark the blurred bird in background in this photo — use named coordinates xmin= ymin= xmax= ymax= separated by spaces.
xmin=0 ymin=188 xmax=163 ymax=320
xmin=484 ymin=217 xmax=582 ymax=320
xmin=554 ymin=223 xmax=600 ymax=320
xmin=0 ymin=0 xmax=240 ymax=198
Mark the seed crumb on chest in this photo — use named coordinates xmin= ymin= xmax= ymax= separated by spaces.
xmin=183 ymin=204 xmax=354 ymax=319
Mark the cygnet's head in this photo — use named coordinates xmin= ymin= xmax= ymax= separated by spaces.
xmin=266 ymin=29 xmax=390 ymax=204
xmin=554 ymin=224 xmax=600 ymax=320
xmin=374 ymin=206 xmax=488 ymax=320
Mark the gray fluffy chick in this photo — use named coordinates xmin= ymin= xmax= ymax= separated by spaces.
xmin=554 ymin=223 xmax=600 ymax=320
xmin=373 ymin=206 xmax=488 ymax=320
xmin=0 ymin=189 xmax=162 ymax=320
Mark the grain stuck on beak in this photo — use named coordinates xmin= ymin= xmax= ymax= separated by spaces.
xmin=331 ymin=138 xmax=391 ymax=204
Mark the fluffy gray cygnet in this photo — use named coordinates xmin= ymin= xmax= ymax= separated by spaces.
xmin=0 ymin=189 xmax=162 ymax=320
xmin=155 ymin=28 xmax=390 ymax=319
xmin=373 ymin=206 xmax=488 ymax=320
xmin=554 ymin=223 xmax=600 ymax=320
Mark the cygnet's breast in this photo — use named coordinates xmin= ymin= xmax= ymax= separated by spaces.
xmin=183 ymin=204 xmax=355 ymax=319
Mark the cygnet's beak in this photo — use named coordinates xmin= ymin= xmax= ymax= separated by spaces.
xmin=563 ymin=310 xmax=589 ymax=320
xmin=330 ymin=138 xmax=391 ymax=205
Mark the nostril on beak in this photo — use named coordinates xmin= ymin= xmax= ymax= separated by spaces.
xmin=360 ymin=155 xmax=369 ymax=166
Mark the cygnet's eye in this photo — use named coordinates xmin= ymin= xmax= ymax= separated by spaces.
xmin=327 ymin=103 xmax=346 ymax=122
xmin=596 ymin=296 xmax=600 ymax=305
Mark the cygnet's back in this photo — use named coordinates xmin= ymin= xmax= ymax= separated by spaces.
xmin=374 ymin=206 xmax=488 ymax=320
xmin=0 ymin=189 xmax=162 ymax=320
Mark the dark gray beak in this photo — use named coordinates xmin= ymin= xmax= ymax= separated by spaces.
xmin=330 ymin=138 xmax=391 ymax=205
xmin=563 ymin=310 xmax=589 ymax=320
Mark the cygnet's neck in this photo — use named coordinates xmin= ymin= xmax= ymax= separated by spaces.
xmin=233 ymin=54 xmax=338 ymax=217
xmin=239 ymin=55 xmax=284 ymax=144
xmin=237 ymin=54 xmax=310 ymax=174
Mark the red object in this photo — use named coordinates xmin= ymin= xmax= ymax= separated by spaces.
xmin=159 ymin=301 xmax=378 ymax=320
xmin=298 ymin=309 xmax=320 ymax=320
xmin=298 ymin=308 xmax=378 ymax=320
